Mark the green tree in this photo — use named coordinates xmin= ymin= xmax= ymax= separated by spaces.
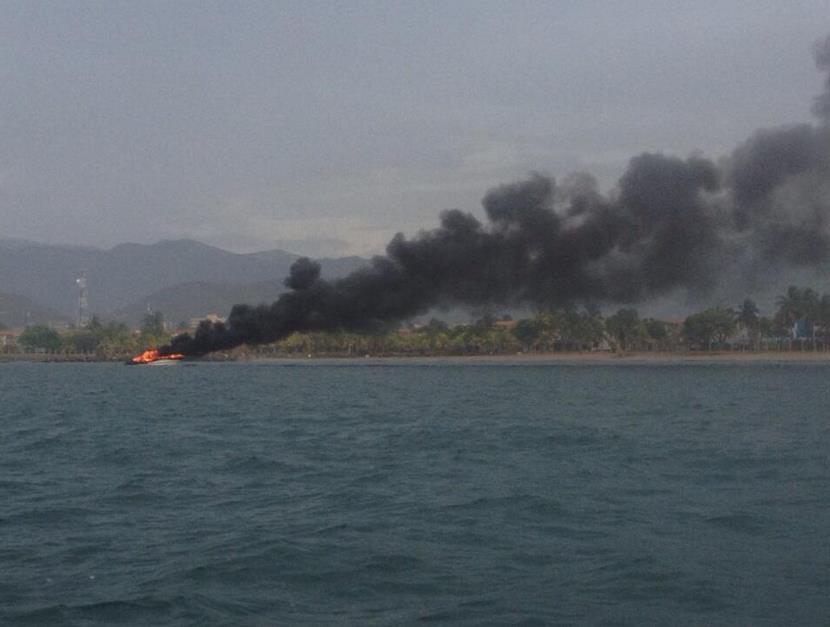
xmin=643 ymin=318 xmax=676 ymax=351
xmin=418 ymin=319 xmax=450 ymax=352
xmin=683 ymin=308 xmax=737 ymax=349
xmin=279 ymin=332 xmax=313 ymax=354
xmin=555 ymin=308 xmax=605 ymax=350
xmin=644 ymin=318 xmax=666 ymax=341
xmin=87 ymin=315 xmax=103 ymax=332
xmin=606 ymin=308 xmax=646 ymax=352
xmin=474 ymin=312 xmax=495 ymax=330
xmin=533 ymin=310 xmax=560 ymax=352
xmin=776 ymin=286 xmax=823 ymax=347
xmin=448 ymin=324 xmax=488 ymax=354
xmin=803 ymin=288 xmax=819 ymax=319
xmin=65 ymin=330 xmax=101 ymax=353
xmin=557 ymin=308 xmax=582 ymax=349
xmin=97 ymin=321 xmax=137 ymax=358
xmin=476 ymin=326 xmax=520 ymax=354
xmin=737 ymin=298 xmax=759 ymax=329
xmin=512 ymin=318 xmax=540 ymax=352
xmin=575 ymin=309 xmax=606 ymax=349
xmin=19 ymin=325 xmax=62 ymax=352
xmin=737 ymin=298 xmax=760 ymax=349
xmin=776 ymin=286 xmax=809 ymax=326
xmin=759 ymin=316 xmax=782 ymax=340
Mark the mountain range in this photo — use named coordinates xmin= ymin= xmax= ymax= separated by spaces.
xmin=0 ymin=238 xmax=367 ymax=327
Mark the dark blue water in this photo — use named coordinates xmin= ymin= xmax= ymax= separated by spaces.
xmin=2 ymin=360 xmax=829 ymax=625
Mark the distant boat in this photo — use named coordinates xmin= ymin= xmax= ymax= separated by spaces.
xmin=127 ymin=349 xmax=185 ymax=365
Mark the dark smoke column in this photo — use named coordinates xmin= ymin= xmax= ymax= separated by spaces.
xmin=161 ymin=33 xmax=830 ymax=358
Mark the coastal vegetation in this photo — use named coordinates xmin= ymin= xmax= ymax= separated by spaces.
xmin=4 ymin=285 xmax=830 ymax=360
xmin=4 ymin=313 xmax=171 ymax=360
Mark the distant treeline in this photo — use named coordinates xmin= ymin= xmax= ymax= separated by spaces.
xmin=2 ymin=312 xmax=169 ymax=359
xmin=5 ymin=286 xmax=830 ymax=359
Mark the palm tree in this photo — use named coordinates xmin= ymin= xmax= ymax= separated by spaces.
xmin=775 ymin=286 xmax=803 ymax=327
xmin=776 ymin=286 xmax=805 ymax=349
xmin=776 ymin=286 xmax=825 ymax=350
xmin=737 ymin=298 xmax=760 ymax=350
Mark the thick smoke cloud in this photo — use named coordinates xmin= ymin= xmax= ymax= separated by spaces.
xmin=164 ymin=35 xmax=830 ymax=357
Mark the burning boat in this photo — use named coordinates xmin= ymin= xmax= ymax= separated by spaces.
xmin=128 ymin=349 xmax=185 ymax=365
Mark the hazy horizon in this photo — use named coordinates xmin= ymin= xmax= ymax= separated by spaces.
xmin=0 ymin=233 xmax=361 ymax=258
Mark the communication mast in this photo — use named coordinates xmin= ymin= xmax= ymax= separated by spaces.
xmin=76 ymin=272 xmax=89 ymax=327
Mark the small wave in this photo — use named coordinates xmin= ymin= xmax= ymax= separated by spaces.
xmin=0 ymin=479 xmax=31 ymax=495
xmin=217 ymin=455 xmax=297 ymax=474
xmin=544 ymin=432 xmax=601 ymax=446
xmin=100 ymin=490 xmax=167 ymax=507
xmin=5 ymin=505 xmax=92 ymax=526
xmin=419 ymin=605 xmax=548 ymax=626
xmin=445 ymin=493 xmax=563 ymax=516
xmin=18 ymin=432 xmax=73 ymax=454
xmin=181 ymin=542 xmax=316 ymax=585
xmin=92 ymin=446 xmax=137 ymax=466
xmin=13 ymin=596 xmax=184 ymax=625
xmin=704 ymin=512 xmax=766 ymax=535
xmin=364 ymin=553 xmax=424 ymax=574
xmin=418 ymin=608 xmax=463 ymax=623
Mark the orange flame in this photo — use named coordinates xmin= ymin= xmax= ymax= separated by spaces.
xmin=130 ymin=349 xmax=185 ymax=364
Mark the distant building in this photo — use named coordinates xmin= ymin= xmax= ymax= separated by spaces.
xmin=0 ymin=330 xmax=20 ymax=348
xmin=792 ymin=318 xmax=814 ymax=339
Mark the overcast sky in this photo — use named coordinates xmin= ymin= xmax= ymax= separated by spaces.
xmin=2 ymin=1 xmax=829 ymax=256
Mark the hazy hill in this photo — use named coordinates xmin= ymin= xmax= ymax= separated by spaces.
xmin=113 ymin=280 xmax=287 ymax=327
xmin=0 ymin=239 xmax=366 ymax=319
xmin=0 ymin=291 xmax=70 ymax=328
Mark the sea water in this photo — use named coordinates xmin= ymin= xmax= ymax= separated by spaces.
xmin=1 ymin=360 xmax=829 ymax=625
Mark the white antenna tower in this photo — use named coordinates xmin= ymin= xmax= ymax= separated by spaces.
xmin=76 ymin=272 xmax=89 ymax=327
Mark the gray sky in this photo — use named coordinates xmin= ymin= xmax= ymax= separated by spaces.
xmin=2 ymin=0 xmax=829 ymax=256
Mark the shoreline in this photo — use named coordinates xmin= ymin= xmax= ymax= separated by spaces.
xmin=5 ymin=350 xmax=830 ymax=365
xmin=243 ymin=351 xmax=830 ymax=365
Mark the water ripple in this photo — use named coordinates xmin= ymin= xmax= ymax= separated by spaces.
xmin=2 ymin=362 xmax=829 ymax=625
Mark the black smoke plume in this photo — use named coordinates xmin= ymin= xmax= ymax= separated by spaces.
xmin=164 ymin=36 xmax=830 ymax=357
